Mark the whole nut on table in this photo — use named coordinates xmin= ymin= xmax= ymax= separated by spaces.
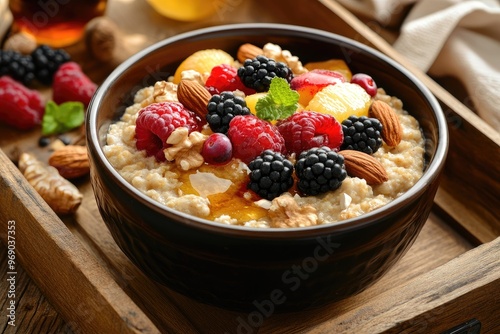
xmin=49 ymin=145 xmax=90 ymax=179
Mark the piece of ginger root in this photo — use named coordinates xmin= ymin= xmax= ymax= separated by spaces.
xmin=18 ymin=153 xmax=83 ymax=215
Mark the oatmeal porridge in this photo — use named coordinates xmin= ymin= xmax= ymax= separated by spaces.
xmin=103 ymin=43 xmax=425 ymax=228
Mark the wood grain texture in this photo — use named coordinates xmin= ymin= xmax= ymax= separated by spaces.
xmin=0 ymin=245 xmax=72 ymax=334
xmin=0 ymin=150 xmax=159 ymax=334
xmin=307 ymin=237 xmax=500 ymax=334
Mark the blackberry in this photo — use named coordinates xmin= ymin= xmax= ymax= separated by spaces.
xmin=295 ymin=146 xmax=347 ymax=196
xmin=247 ymin=150 xmax=294 ymax=200
xmin=31 ymin=45 xmax=71 ymax=85
xmin=206 ymin=91 xmax=251 ymax=133
xmin=38 ymin=136 xmax=51 ymax=147
xmin=0 ymin=50 xmax=36 ymax=85
xmin=341 ymin=116 xmax=383 ymax=154
xmin=237 ymin=55 xmax=293 ymax=92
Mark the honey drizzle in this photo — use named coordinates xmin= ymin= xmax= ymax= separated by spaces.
xmin=177 ymin=160 xmax=268 ymax=223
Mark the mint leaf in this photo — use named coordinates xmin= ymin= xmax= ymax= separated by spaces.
xmin=256 ymin=77 xmax=299 ymax=121
xmin=42 ymin=101 xmax=85 ymax=136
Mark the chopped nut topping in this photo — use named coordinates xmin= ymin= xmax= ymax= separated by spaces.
xmin=140 ymin=80 xmax=178 ymax=107
xmin=262 ymin=43 xmax=307 ymax=75
xmin=269 ymin=194 xmax=318 ymax=228
xmin=180 ymin=69 xmax=208 ymax=85
xmin=254 ymin=199 xmax=272 ymax=210
xmin=164 ymin=128 xmax=207 ymax=171
xmin=340 ymin=193 xmax=352 ymax=210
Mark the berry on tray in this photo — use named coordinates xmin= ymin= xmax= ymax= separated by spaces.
xmin=135 ymin=102 xmax=201 ymax=162
xmin=277 ymin=111 xmax=343 ymax=156
xmin=227 ymin=115 xmax=286 ymax=164
xmin=247 ymin=150 xmax=294 ymax=200
xmin=290 ymin=69 xmax=345 ymax=106
xmin=237 ymin=55 xmax=293 ymax=92
xmin=206 ymin=91 xmax=251 ymax=134
xmin=306 ymin=82 xmax=371 ymax=123
xmin=0 ymin=45 xmax=71 ymax=86
xmin=0 ymin=76 xmax=45 ymax=130
xmin=205 ymin=64 xmax=256 ymax=95
xmin=0 ymin=50 xmax=36 ymax=85
xmin=52 ymin=62 xmax=97 ymax=106
xmin=295 ymin=146 xmax=347 ymax=196
xmin=341 ymin=115 xmax=383 ymax=154
xmin=31 ymin=45 xmax=71 ymax=85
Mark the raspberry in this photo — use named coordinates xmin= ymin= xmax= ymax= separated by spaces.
xmin=227 ymin=115 xmax=286 ymax=164
xmin=0 ymin=50 xmax=36 ymax=85
xmin=0 ymin=76 xmax=45 ymax=130
xmin=341 ymin=115 xmax=383 ymax=154
xmin=52 ymin=62 xmax=97 ymax=106
xmin=237 ymin=55 xmax=293 ymax=92
xmin=206 ymin=91 xmax=251 ymax=134
xmin=135 ymin=102 xmax=201 ymax=162
xmin=276 ymin=111 xmax=343 ymax=156
xmin=31 ymin=45 xmax=71 ymax=85
xmin=247 ymin=150 xmax=294 ymax=200
xmin=205 ymin=64 xmax=255 ymax=95
xmin=295 ymin=146 xmax=347 ymax=196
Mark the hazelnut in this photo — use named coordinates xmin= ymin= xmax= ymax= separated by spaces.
xmin=3 ymin=33 xmax=37 ymax=54
xmin=84 ymin=16 xmax=119 ymax=62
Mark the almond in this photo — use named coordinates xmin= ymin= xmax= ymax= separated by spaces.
xmin=237 ymin=43 xmax=263 ymax=63
xmin=49 ymin=145 xmax=90 ymax=179
xmin=177 ymin=79 xmax=211 ymax=118
xmin=369 ymin=100 xmax=402 ymax=147
xmin=340 ymin=150 xmax=388 ymax=185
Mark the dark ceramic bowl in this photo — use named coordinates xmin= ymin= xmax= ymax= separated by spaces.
xmin=86 ymin=23 xmax=448 ymax=311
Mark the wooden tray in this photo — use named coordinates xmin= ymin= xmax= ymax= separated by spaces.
xmin=1 ymin=0 xmax=499 ymax=333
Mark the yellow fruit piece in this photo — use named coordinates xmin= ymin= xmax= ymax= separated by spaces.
xmin=305 ymin=82 xmax=371 ymax=123
xmin=304 ymin=59 xmax=352 ymax=81
xmin=173 ymin=49 xmax=234 ymax=83
xmin=147 ymin=0 xmax=219 ymax=22
xmin=245 ymin=92 xmax=268 ymax=116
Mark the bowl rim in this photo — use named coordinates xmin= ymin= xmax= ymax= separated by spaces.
xmin=87 ymin=23 xmax=449 ymax=239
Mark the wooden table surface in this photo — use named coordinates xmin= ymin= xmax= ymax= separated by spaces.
xmin=1 ymin=0 xmax=499 ymax=333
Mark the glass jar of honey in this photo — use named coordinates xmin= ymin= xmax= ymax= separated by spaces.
xmin=8 ymin=0 xmax=107 ymax=47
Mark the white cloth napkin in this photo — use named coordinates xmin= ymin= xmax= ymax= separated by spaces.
xmin=0 ymin=0 xmax=13 ymax=42
xmin=337 ymin=0 xmax=500 ymax=131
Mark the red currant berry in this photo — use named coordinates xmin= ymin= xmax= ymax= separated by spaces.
xmin=351 ymin=73 xmax=377 ymax=97
xmin=202 ymin=133 xmax=233 ymax=165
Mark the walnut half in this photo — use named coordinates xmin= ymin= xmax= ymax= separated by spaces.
xmin=268 ymin=194 xmax=318 ymax=228
xmin=164 ymin=128 xmax=207 ymax=171
xmin=140 ymin=80 xmax=178 ymax=107
xmin=262 ymin=43 xmax=307 ymax=75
